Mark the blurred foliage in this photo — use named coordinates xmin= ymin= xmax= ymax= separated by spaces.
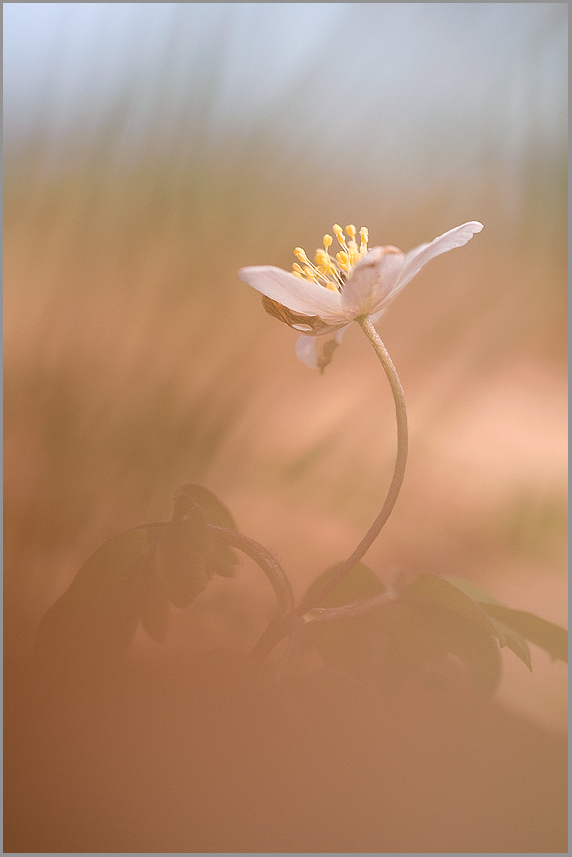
xmin=33 ymin=484 xmax=239 ymax=682
xmin=303 ymin=563 xmax=566 ymax=699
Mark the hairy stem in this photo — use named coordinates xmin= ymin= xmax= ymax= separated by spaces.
xmin=252 ymin=318 xmax=408 ymax=660
xmin=297 ymin=318 xmax=408 ymax=610
xmin=209 ymin=525 xmax=294 ymax=621
xmin=304 ymin=585 xmax=398 ymax=624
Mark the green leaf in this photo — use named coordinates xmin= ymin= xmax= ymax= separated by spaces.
xmin=136 ymin=548 xmax=170 ymax=643
xmin=477 ymin=603 xmax=568 ymax=664
xmin=404 ymin=598 xmax=503 ymax=700
xmin=302 ymin=561 xmax=387 ymax=609
xmin=405 ymin=573 xmax=506 ymax=645
xmin=301 ymin=562 xmax=390 ymax=682
xmin=32 ymin=484 xmax=243 ymax=676
xmin=34 ymin=525 xmax=161 ymax=677
xmin=443 ymin=575 xmax=503 ymax=605
xmin=175 ymin=483 xmax=238 ymax=578
xmin=175 ymin=483 xmax=237 ymax=530
xmin=443 ymin=576 xmax=532 ymax=670
xmin=154 ymin=506 xmax=212 ymax=609
xmin=302 ymin=566 xmax=501 ymax=699
xmin=480 ymin=613 xmax=532 ymax=670
xmin=444 ymin=575 xmax=568 ymax=670
xmin=67 ymin=525 xmax=159 ymax=598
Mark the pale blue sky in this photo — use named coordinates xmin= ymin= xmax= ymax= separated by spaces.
xmin=3 ymin=3 xmax=567 ymax=203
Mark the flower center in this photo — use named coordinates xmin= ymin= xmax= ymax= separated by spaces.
xmin=292 ymin=224 xmax=369 ymax=292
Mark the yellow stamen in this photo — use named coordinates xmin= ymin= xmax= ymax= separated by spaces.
xmin=332 ymin=224 xmax=347 ymax=251
xmin=291 ymin=222 xmax=370 ymax=291
xmin=349 ymin=243 xmax=360 ymax=265
xmin=336 ymin=251 xmax=350 ymax=271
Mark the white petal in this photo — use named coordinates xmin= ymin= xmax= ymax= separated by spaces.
xmin=296 ymin=327 xmax=350 ymax=371
xmin=238 ymin=265 xmax=344 ymax=322
xmin=342 ymin=246 xmax=405 ymax=317
xmin=368 ymin=307 xmax=386 ymax=326
xmin=295 ymin=335 xmax=319 ymax=368
xmin=399 ymin=221 xmax=483 ymax=290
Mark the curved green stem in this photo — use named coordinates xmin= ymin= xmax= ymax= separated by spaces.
xmin=251 ymin=318 xmax=408 ymax=660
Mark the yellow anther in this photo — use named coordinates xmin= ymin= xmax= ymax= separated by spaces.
xmin=336 ymin=251 xmax=350 ymax=271
xmin=291 ymin=222 xmax=371 ymax=291
xmin=315 ymin=249 xmax=335 ymax=274
xmin=349 ymin=244 xmax=360 ymax=265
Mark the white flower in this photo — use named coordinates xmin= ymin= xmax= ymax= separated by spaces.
xmin=238 ymin=221 xmax=483 ymax=371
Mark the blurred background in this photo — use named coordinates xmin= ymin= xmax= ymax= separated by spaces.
xmin=4 ymin=3 xmax=567 ymax=729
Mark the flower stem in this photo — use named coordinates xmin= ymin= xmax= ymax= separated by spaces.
xmin=304 ymin=584 xmax=398 ymax=625
xmin=209 ymin=525 xmax=294 ymax=621
xmin=297 ymin=318 xmax=408 ymax=609
xmin=251 ymin=318 xmax=408 ymax=660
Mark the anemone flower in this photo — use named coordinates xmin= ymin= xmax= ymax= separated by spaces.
xmin=239 ymin=221 xmax=483 ymax=371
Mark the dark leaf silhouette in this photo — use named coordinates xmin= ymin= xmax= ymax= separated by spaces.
xmin=478 ymin=604 xmax=568 ymax=664
xmin=303 ymin=565 xmax=502 ymax=698
xmin=175 ymin=483 xmax=237 ymax=530
xmin=34 ymin=484 xmax=242 ymax=672
xmin=443 ymin=576 xmax=532 ymax=669
xmin=136 ymin=544 xmax=171 ymax=643
xmin=153 ymin=505 xmax=212 ymax=609
xmin=303 ymin=561 xmax=388 ymax=607
xmin=444 ymin=575 xmax=567 ymax=663
xmin=34 ymin=525 xmax=161 ymax=679
xmin=151 ymin=484 xmax=239 ymax=609
xmin=403 ymin=598 xmax=503 ymax=699
xmin=404 ymin=573 xmax=504 ymax=641
xmin=175 ymin=483 xmax=239 ymax=578
xmin=443 ymin=575 xmax=568 ymax=669
xmin=479 ymin=613 xmax=532 ymax=670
